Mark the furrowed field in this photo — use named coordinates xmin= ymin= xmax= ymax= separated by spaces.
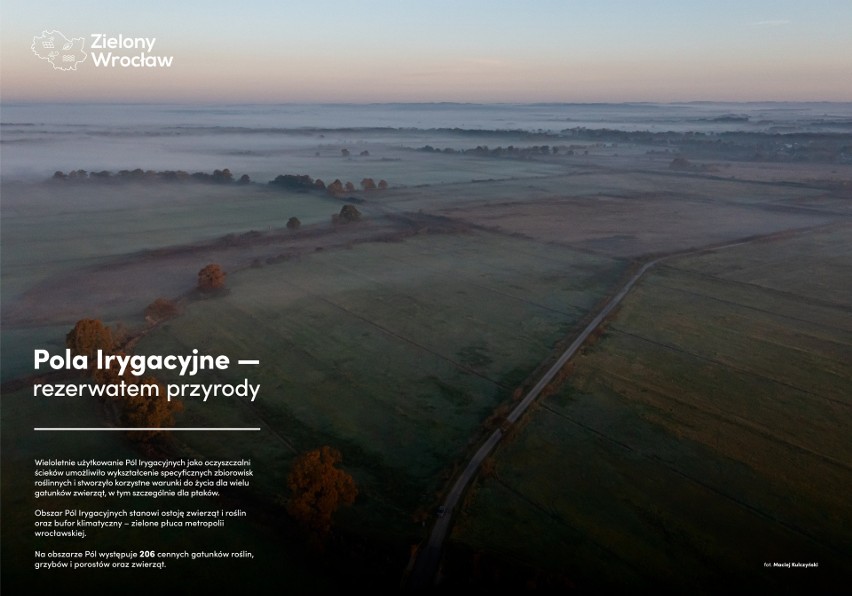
xmin=449 ymin=225 xmax=851 ymax=592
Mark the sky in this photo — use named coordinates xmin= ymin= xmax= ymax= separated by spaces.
xmin=2 ymin=0 xmax=851 ymax=103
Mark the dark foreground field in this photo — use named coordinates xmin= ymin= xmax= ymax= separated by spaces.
xmin=449 ymin=225 xmax=851 ymax=592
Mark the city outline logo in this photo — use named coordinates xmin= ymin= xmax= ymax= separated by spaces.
xmin=31 ymin=30 xmax=173 ymax=70
xmin=31 ymin=30 xmax=87 ymax=71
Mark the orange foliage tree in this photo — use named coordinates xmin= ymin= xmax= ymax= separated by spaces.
xmin=326 ymin=179 xmax=344 ymax=195
xmin=198 ymin=264 xmax=226 ymax=291
xmin=65 ymin=319 xmax=182 ymax=441
xmin=90 ymin=350 xmax=132 ymax=386
xmin=66 ymin=318 xmax=114 ymax=364
xmin=287 ymin=446 xmax=358 ymax=534
xmin=120 ymin=376 xmax=184 ymax=442
xmin=144 ymin=297 xmax=179 ymax=322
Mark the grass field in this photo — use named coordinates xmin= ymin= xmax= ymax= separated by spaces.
xmin=3 ymin=139 xmax=848 ymax=589
xmin=133 ymin=230 xmax=626 ymax=538
xmin=450 ymin=224 xmax=851 ymax=591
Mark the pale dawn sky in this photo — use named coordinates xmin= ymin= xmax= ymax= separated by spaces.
xmin=2 ymin=0 xmax=851 ymax=102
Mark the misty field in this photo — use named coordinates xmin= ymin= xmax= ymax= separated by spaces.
xmin=450 ymin=225 xmax=851 ymax=591
xmin=133 ymin=230 xmax=626 ymax=536
xmin=3 ymin=103 xmax=851 ymax=590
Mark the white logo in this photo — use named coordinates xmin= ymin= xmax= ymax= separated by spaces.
xmin=31 ymin=30 xmax=87 ymax=71
xmin=31 ymin=30 xmax=174 ymax=71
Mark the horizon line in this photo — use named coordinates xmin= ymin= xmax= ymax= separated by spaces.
xmin=3 ymin=99 xmax=852 ymax=107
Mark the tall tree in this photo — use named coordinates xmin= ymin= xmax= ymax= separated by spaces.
xmin=287 ymin=446 xmax=357 ymax=534
xmin=120 ymin=376 xmax=184 ymax=442
xmin=66 ymin=319 xmax=113 ymax=363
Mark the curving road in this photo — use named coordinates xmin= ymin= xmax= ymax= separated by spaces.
xmin=405 ymin=231 xmax=795 ymax=590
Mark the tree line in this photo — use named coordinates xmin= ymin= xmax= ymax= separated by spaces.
xmin=49 ymin=168 xmax=391 ymax=192
xmin=51 ymin=168 xmax=251 ymax=184
xmin=269 ymin=174 xmax=388 ymax=195
xmin=66 ymin=253 xmax=361 ymax=538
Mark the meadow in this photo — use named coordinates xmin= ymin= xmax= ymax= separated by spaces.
xmin=450 ymin=225 xmax=851 ymax=591
xmin=3 ymin=104 xmax=850 ymax=589
xmin=133 ymin=230 xmax=626 ymax=537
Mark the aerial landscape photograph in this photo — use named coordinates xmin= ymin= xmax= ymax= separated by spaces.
xmin=1 ymin=1 xmax=850 ymax=593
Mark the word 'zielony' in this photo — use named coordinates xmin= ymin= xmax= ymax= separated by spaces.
xmin=90 ymin=34 xmax=157 ymax=53
xmin=35 ymin=349 xmax=229 ymax=377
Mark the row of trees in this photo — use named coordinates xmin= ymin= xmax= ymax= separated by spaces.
xmin=51 ymin=168 xmax=394 ymax=195
xmin=65 ymin=318 xmax=183 ymax=442
xmin=51 ymin=168 xmax=251 ymax=184
xmin=144 ymin=264 xmax=225 ymax=325
xmin=69 ymin=262 xmax=358 ymax=535
xmin=419 ymin=144 xmax=568 ymax=157
xmin=269 ymin=174 xmax=388 ymax=195
xmin=63 ymin=263 xmax=232 ymax=437
xmin=286 ymin=205 xmax=362 ymax=229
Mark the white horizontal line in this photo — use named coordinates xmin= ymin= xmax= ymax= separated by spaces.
xmin=34 ymin=428 xmax=261 ymax=432
xmin=237 ymin=359 xmax=260 ymax=365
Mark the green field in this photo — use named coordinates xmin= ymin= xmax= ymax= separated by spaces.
xmin=450 ymin=225 xmax=851 ymax=591
xmin=133 ymin=230 xmax=626 ymax=538
xmin=4 ymin=145 xmax=849 ymax=590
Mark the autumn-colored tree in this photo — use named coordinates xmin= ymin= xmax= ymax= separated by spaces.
xmin=360 ymin=177 xmax=376 ymax=191
xmin=198 ymin=264 xmax=226 ymax=291
xmin=66 ymin=319 xmax=113 ymax=364
xmin=91 ymin=350 xmax=133 ymax=387
xmin=338 ymin=204 xmax=362 ymax=223
xmin=326 ymin=179 xmax=344 ymax=195
xmin=377 ymin=179 xmax=388 ymax=190
xmin=287 ymin=446 xmax=357 ymax=534
xmin=144 ymin=297 xmax=179 ymax=322
xmin=286 ymin=217 xmax=301 ymax=231
xmin=344 ymin=181 xmax=355 ymax=193
xmin=120 ymin=376 xmax=183 ymax=442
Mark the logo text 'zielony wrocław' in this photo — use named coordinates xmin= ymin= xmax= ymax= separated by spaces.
xmin=31 ymin=30 xmax=174 ymax=70
xmin=89 ymin=34 xmax=173 ymax=67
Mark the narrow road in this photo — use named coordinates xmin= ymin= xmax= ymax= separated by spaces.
xmin=405 ymin=228 xmax=816 ymax=590
xmin=406 ymin=257 xmax=660 ymax=589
